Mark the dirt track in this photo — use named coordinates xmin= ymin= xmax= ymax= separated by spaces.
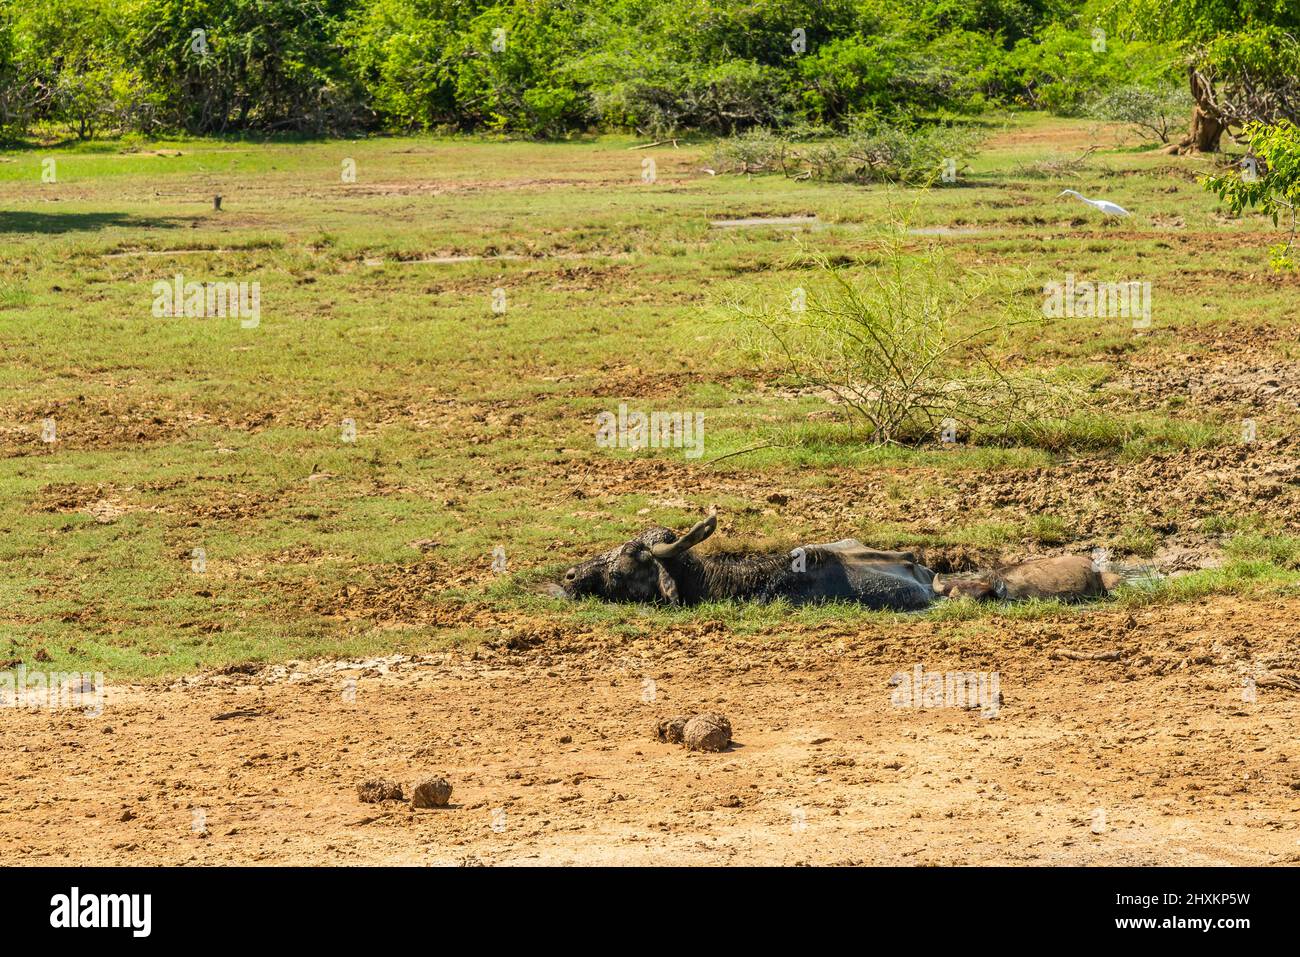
xmin=4 ymin=595 xmax=1298 ymax=866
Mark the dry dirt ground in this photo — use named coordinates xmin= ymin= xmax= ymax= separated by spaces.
xmin=4 ymin=594 xmax=1299 ymax=866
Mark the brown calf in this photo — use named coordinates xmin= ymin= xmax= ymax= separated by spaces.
xmin=934 ymin=555 xmax=1122 ymax=602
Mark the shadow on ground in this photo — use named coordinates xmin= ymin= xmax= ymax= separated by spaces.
xmin=0 ymin=211 xmax=191 ymax=234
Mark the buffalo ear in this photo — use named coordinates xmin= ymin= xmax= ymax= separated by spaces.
xmin=993 ymin=579 xmax=1008 ymax=600
xmin=653 ymin=559 xmax=680 ymax=604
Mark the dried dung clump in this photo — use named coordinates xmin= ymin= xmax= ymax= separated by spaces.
xmin=655 ymin=716 xmax=688 ymax=744
xmin=411 ymin=777 xmax=453 ymax=808
xmin=683 ymin=713 xmax=732 ymax=752
xmin=357 ymin=778 xmax=404 ymax=803
xmin=656 ymin=712 xmax=732 ymax=751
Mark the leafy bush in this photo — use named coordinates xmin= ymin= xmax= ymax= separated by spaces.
xmin=449 ymin=2 xmax=590 ymax=137
xmin=796 ymin=34 xmax=914 ymax=125
xmin=711 ymin=127 xmax=790 ymax=173
xmin=731 ymin=238 xmax=1075 ymax=445
xmin=1007 ymin=23 xmax=1174 ymax=116
xmin=1204 ymin=119 xmax=1300 ymax=269
xmin=1086 ymin=83 xmax=1193 ymax=143
xmin=714 ymin=118 xmax=984 ymax=184
xmin=834 ymin=119 xmax=984 ymax=183
xmin=123 ymin=0 xmax=365 ymax=135
xmin=339 ymin=0 xmax=471 ymax=132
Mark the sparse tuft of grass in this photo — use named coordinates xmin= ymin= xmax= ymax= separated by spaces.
xmin=1225 ymin=533 xmax=1300 ymax=569
xmin=1028 ymin=514 xmax=1071 ymax=546
xmin=1114 ymin=522 xmax=1160 ymax=558
xmin=983 ymin=412 xmax=1224 ymax=456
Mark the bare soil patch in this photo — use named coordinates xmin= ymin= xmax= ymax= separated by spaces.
xmin=4 ymin=594 xmax=1297 ymax=865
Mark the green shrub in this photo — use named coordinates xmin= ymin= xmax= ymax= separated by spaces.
xmin=1007 ymin=23 xmax=1175 ymax=116
xmin=1204 ymin=120 xmax=1300 ymax=270
xmin=731 ymin=238 xmax=1075 ymax=446
xmin=714 ymin=117 xmax=984 ymax=184
xmin=1086 ymin=83 xmax=1194 ymax=144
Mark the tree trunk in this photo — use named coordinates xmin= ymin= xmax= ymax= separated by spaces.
xmin=1177 ymin=65 xmax=1224 ymax=153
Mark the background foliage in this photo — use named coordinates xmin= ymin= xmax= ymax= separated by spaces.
xmin=0 ymin=0 xmax=1196 ymax=139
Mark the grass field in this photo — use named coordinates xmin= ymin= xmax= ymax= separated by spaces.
xmin=5 ymin=115 xmax=1300 ymax=867
xmin=2 ymin=113 xmax=1299 ymax=679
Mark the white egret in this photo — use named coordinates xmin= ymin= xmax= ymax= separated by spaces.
xmin=1058 ymin=189 xmax=1130 ymax=217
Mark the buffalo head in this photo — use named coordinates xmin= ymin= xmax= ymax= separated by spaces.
xmin=551 ymin=510 xmax=717 ymax=603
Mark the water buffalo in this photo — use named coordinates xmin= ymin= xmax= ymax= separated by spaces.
xmin=552 ymin=510 xmax=937 ymax=610
xmin=933 ymin=555 xmax=1122 ymax=602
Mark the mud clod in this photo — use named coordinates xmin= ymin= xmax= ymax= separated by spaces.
xmin=684 ymin=713 xmax=733 ymax=752
xmin=356 ymin=778 xmax=404 ymax=803
xmin=655 ymin=716 xmax=689 ymax=744
xmin=657 ymin=712 xmax=733 ymax=750
xmin=411 ymin=777 xmax=453 ymax=808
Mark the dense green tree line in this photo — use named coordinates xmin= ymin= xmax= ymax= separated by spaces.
xmin=0 ymin=0 xmax=1210 ymax=140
